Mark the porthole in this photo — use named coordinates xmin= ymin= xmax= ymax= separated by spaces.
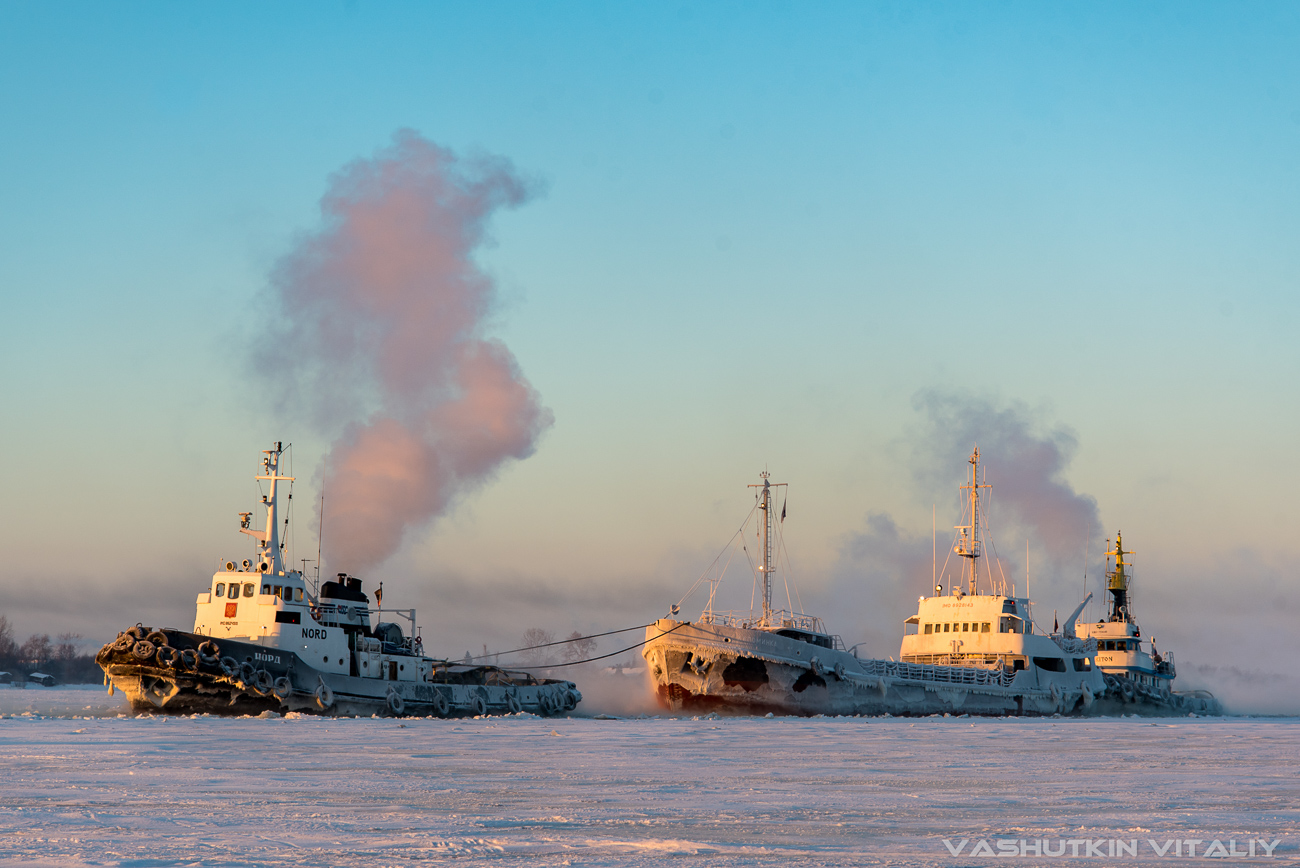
xmin=323 ymin=655 xmax=329 ymax=663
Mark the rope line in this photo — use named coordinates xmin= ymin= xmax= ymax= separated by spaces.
xmin=463 ymin=621 xmax=664 ymax=662
xmin=505 ymin=621 xmax=690 ymax=670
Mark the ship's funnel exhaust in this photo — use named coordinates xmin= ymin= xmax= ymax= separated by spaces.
xmin=260 ymin=130 xmax=553 ymax=572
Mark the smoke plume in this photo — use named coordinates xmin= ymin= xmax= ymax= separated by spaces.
xmin=824 ymin=391 xmax=1103 ymax=654
xmin=263 ymin=130 xmax=552 ymax=571
xmin=909 ymin=390 xmax=1102 ymax=569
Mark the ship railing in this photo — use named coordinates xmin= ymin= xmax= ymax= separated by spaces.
xmin=856 ymin=657 xmax=1017 ymax=688
xmin=699 ymin=609 xmax=827 ymax=634
xmin=1050 ymin=635 xmax=1097 ymax=655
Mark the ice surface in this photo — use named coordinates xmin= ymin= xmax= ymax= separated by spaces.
xmin=2 ymin=687 xmax=1298 ymax=866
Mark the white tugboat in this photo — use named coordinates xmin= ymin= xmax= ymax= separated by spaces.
xmin=1076 ymin=532 xmax=1219 ymax=712
xmin=97 ymin=443 xmax=581 ymax=717
xmin=643 ymin=448 xmax=1218 ymax=716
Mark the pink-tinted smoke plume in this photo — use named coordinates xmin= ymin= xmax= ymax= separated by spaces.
xmin=264 ymin=130 xmax=552 ymax=571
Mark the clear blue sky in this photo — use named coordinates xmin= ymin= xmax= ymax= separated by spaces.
xmin=1 ymin=3 xmax=1297 ymax=699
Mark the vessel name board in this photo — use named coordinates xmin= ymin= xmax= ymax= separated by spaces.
xmin=302 ymin=628 xmax=328 ymax=640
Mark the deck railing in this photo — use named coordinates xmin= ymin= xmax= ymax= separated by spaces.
xmin=855 ymin=657 xmax=1017 ymax=688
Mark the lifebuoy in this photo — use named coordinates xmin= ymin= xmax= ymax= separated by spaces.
xmin=179 ymin=648 xmax=199 ymax=671
xmin=506 ymin=692 xmax=522 ymax=713
xmin=471 ymin=694 xmax=487 ymax=717
xmin=387 ymin=690 xmax=405 ymax=716
xmin=432 ymin=691 xmax=450 ymax=717
xmin=145 ymin=631 xmax=168 ymax=646
xmin=272 ymin=677 xmax=292 ymax=700
xmin=132 ymin=641 xmax=156 ymax=661
xmin=315 ymin=679 xmax=334 ymax=710
xmin=220 ymin=656 xmax=240 ymax=678
xmin=197 ymin=641 xmax=220 ymax=665
xmin=156 ymin=645 xmax=180 ymax=668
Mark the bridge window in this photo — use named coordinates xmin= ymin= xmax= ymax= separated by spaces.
xmin=1073 ymin=658 xmax=1092 ymax=671
xmin=215 ymin=583 xmax=225 ymax=598
xmin=1033 ymin=656 xmax=1067 ymax=672
xmin=924 ymin=624 xmax=932 ymax=634
xmin=943 ymin=623 xmax=950 ymax=633
xmin=243 ymin=583 xmax=254 ymax=598
xmin=981 ymin=622 xmax=990 ymax=633
xmin=294 ymin=588 xmax=303 ymax=602
xmin=960 ymin=623 xmax=968 ymax=632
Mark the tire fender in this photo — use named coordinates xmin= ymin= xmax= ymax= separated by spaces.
xmin=387 ymin=689 xmax=405 ymax=716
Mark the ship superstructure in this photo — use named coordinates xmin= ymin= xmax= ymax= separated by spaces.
xmin=98 ymin=443 xmax=580 ymax=717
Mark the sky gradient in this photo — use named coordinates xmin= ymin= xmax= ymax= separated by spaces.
xmin=1 ymin=3 xmax=1297 ymax=709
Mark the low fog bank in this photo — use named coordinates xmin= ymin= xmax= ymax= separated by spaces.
xmin=0 ymin=683 xmax=130 ymax=718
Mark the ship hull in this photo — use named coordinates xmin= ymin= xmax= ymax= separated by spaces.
xmin=644 ymin=620 xmax=1218 ymax=717
xmin=98 ymin=626 xmax=580 ymax=718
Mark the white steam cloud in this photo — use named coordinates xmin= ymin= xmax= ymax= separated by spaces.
xmin=262 ymin=130 xmax=552 ymax=572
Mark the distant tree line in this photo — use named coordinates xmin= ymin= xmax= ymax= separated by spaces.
xmin=0 ymin=615 xmax=102 ymax=683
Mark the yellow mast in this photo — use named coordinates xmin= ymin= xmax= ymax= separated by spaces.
xmin=1105 ymin=531 xmax=1133 ymax=623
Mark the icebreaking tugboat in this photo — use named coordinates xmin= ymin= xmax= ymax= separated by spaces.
xmin=644 ymin=448 xmax=1218 ymax=717
xmin=97 ymin=443 xmax=581 ymax=717
xmin=1076 ymin=532 xmax=1220 ymax=714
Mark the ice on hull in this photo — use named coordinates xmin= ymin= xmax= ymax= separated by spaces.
xmin=645 ymin=620 xmax=1215 ymax=717
xmin=98 ymin=626 xmax=579 ymax=718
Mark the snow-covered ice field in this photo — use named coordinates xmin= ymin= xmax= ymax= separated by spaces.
xmin=2 ymin=686 xmax=1299 ymax=866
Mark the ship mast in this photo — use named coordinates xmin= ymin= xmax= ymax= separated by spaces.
xmin=954 ymin=446 xmax=991 ymax=596
xmin=240 ymin=442 xmax=296 ymax=576
xmin=748 ymin=472 xmax=786 ymax=626
xmin=1105 ymin=531 xmax=1133 ymax=623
